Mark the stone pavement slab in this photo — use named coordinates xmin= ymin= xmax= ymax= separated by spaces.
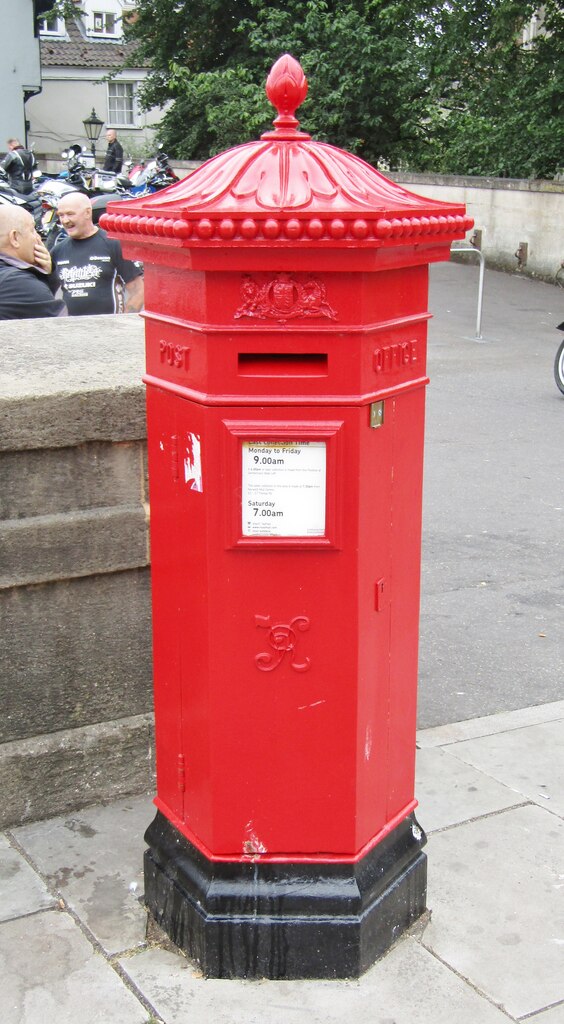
xmin=118 ymin=937 xmax=512 ymax=1024
xmin=422 ymin=802 xmax=564 ymax=1019
xmin=526 ymin=1005 xmax=564 ymax=1023
xmin=0 ymin=835 xmax=56 ymax=923
xmin=12 ymin=795 xmax=153 ymax=955
xmin=440 ymin=718 xmax=564 ymax=816
xmin=0 ymin=909 xmax=147 ymax=1024
xmin=415 ymin=746 xmax=526 ymax=833
xmin=417 ymin=699 xmax=564 ymax=747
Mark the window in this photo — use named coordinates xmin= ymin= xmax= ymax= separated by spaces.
xmin=108 ymin=82 xmax=136 ymax=127
xmin=38 ymin=15 xmax=65 ymax=34
xmin=92 ymin=11 xmax=118 ymax=35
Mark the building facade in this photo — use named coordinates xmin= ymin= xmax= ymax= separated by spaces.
xmin=0 ymin=0 xmax=44 ymax=149
xmin=26 ymin=0 xmax=163 ymax=164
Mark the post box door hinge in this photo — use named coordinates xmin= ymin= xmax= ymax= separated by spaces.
xmin=375 ymin=578 xmax=385 ymax=611
xmin=171 ymin=434 xmax=180 ymax=483
xmin=177 ymin=753 xmax=186 ymax=792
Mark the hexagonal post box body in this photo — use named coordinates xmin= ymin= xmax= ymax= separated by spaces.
xmin=103 ymin=56 xmax=472 ymax=979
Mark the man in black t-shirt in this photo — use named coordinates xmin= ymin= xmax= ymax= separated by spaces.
xmin=0 ymin=205 xmax=66 ymax=320
xmin=53 ymin=192 xmax=143 ymax=316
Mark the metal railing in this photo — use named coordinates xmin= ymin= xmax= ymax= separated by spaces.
xmin=450 ymin=243 xmax=486 ymax=341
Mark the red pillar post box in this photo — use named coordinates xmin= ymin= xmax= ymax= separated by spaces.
xmin=102 ymin=55 xmax=472 ymax=979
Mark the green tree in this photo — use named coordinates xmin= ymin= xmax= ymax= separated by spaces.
xmin=124 ymin=0 xmax=563 ymax=178
xmin=125 ymin=0 xmax=434 ymax=164
xmin=419 ymin=1 xmax=564 ymax=178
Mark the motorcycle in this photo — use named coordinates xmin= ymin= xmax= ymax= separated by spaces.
xmin=57 ymin=145 xmax=132 ymax=197
xmin=90 ymin=146 xmax=179 ymax=224
xmin=555 ymin=321 xmax=564 ymax=395
xmin=35 ymin=177 xmax=79 ymax=250
xmin=0 ymin=167 xmax=44 ymax=232
xmin=128 ymin=145 xmax=178 ymax=195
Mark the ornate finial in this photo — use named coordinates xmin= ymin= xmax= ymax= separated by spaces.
xmin=265 ymin=54 xmax=308 ymax=133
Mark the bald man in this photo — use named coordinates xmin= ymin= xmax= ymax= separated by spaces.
xmin=0 ymin=205 xmax=66 ymax=319
xmin=53 ymin=192 xmax=143 ymax=315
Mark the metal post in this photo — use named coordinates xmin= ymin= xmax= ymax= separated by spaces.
xmin=451 ymin=244 xmax=486 ymax=341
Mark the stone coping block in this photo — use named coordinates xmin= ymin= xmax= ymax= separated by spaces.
xmin=1 ymin=503 xmax=149 ymax=588
xmin=0 ymin=439 xmax=147 ymax=521
xmin=1 ymin=569 xmax=153 ymax=743
xmin=0 ymin=713 xmax=155 ymax=829
xmin=392 ymin=170 xmax=564 ymax=195
xmin=0 ymin=315 xmax=146 ymax=451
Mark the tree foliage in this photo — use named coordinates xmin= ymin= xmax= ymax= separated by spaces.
xmin=420 ymin=0 xmax=564 ymax=177
xmin=124 ymin=0 xmax=564 ymax=178
xmin=126 ymin=0 xmax=434 ymax=164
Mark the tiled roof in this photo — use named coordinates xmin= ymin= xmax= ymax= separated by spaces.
xmin=40 ymin=17 xmax=148 ymax=69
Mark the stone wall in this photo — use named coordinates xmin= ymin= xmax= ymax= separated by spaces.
xmin=0 ymin=315 xmax=154 ymax=828
xmin=393 ymin=172 xmax=564 ymax=283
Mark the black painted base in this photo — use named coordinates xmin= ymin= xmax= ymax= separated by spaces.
xmin=143 ymin=811 xmax=427 ymax=979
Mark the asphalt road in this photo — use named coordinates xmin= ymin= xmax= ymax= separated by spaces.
xmin=418 ymin=260 xmax=563 ymax=727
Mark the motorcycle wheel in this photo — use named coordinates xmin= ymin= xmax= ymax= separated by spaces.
xmin=555 ymin=338 xmax=564 ymax=395
xmin=45 ymin=224 xmax=66 ymax=252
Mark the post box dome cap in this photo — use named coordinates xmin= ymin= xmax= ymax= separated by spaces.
xmin=102 ymin=56 xmax=472 ymax=246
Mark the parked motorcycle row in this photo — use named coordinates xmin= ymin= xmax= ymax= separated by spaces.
xmin=0 ymin=143 xmax=178 ymax=253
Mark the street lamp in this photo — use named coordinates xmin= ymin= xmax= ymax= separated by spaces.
xmin=82 ymin=108 xmax=104 ymax=165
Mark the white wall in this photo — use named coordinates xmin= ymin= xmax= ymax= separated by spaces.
xmin=26 ymin=70 xmax=163 ymax=165
xmin=0 ymin=0 xmax=41 ymax=148
xmin=394 ymin=173 xmax=564 ymax=283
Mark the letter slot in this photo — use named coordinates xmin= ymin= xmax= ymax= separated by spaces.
xmin=238 ymin=352 xmax=328 ymax=376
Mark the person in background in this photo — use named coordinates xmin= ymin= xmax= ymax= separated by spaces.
xmin=1 ymin=138 xmax=37 ymax=195
xmin=103 ymin=129 xmax=124 ymax=173
xmin=53 ymin=192 xmax=143 ymax=315
xmin=0 ymin=205 xmax=66 ymax=319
